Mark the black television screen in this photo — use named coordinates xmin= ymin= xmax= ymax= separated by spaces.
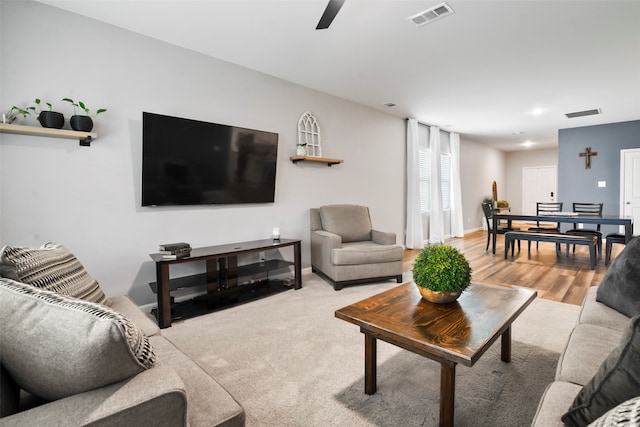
xmin=142 ymin=112 xmax=278 ymax=206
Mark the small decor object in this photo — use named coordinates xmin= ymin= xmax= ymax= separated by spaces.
xmin=497 ymin=199 xmax=509 ymax=208
xmin=158 ymin=242 xmax=191 ymax=259
xmin=296 ymin=143 xmax=307 ymax=156
xmin=34 ymin=99 xmax=64 ymax=129
xmin=3 ymin=105 xmax=35 ymax=124
xmin=579 ymin=147 xmax=598 ymax=169
xmin=62 ymin=98 xmax=107 ymax=132
xmin=297 ymin=111 xmax=322 ymax=157
xmin=272 ymin=227 xmax=280 ymax=241
xmin=412 ymin=244 xmax=472 ymax=303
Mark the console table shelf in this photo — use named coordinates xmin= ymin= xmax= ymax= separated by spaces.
xmin=149 ymin=259 xmax=294 ymax=293
xmin=150 ymin=239 xmax=301 ymax=328
xmin=289 ymin=155 xmax=343 ymax=166
xmin=0 ymin=123 xmax=97 ymax=146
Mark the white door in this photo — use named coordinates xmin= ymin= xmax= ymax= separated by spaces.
xmin=522 ymin=166 xmax=558 ymax=214
xmin=620 ymin=149 xmax=640 ymax=235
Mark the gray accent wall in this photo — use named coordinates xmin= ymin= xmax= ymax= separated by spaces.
xmin=558 ymin=119 xmax=640 ymax=234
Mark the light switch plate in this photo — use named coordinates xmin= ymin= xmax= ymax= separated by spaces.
xmin=598 ymin=181 xmax=606 ymax=187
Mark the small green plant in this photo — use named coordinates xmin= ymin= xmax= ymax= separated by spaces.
xmin=33 ymin=98 xmax=53 ymax=111
xmin=296 ymin=142 xmax=307 ymax=147
xmin=412 ymin=245 xmax=472 ymax=293
xmin=3 ymin=105 xmax=36 ymax=122
xmin=62 ymin=98 xmax=106 ymax=117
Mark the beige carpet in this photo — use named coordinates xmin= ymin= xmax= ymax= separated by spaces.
xmin=162 ymin=273 xmax=581 ymax=426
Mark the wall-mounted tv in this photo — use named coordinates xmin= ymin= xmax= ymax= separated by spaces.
xmin=142 ymin=112 xmax=278 ymax=207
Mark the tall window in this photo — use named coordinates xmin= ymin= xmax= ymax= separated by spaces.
xmin=418 ymin=150 xmax=451 ymax=212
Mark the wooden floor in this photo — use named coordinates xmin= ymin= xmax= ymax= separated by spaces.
xmin=403 ymin=229 xmax=625 ymax=306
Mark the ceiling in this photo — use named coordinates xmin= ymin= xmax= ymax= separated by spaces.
xmin=37 ymin=0 xmax=640 ymax=151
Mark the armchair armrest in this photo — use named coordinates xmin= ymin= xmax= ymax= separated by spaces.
xmin=371 ymin=229 xmax=397 ymax=246
xmin=311 ymin=230 xmax=342 ymax=273
xmin=3 ymin=365 xmax=187 ymax=427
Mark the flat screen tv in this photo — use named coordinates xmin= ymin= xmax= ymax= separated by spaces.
xmin=142 ymin=112 xmax=278 ymax=206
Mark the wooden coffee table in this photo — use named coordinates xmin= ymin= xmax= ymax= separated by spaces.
xmin=335 ymin=282 xmax=537 ymax=427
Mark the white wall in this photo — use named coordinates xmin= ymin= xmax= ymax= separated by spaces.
xmin=459 ymin=137 xmax=507 ymax=231
xmin=0 ymin=1 xmax=405 ymax=304
xmin=505 ymin=148 xmax=558 ymax=212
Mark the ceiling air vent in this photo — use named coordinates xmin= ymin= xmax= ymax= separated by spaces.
xmin=565 ymin=108 xmax=602 ymax=118
xmin=408 ymin=2 xmax=454 ymax=27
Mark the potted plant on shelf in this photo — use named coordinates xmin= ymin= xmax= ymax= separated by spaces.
xmin=33 ymin=98 xmax=64 ymax=129
xmin=296 ymin=142 xmax=307 ymax=156
xmin=62 ymin=98 xmax=107 ymax=132
xmin=412 ymin=244 xmax=472 ymax=303
xmin=2 ymin=105 xmax=35 ymax=124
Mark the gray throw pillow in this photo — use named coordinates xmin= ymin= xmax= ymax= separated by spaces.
xmin=0 ymin=242 xmax=108 ymax=304
xmin=0 ymin=278 xmax=156 ymax=401
xmin=596 ymin=236 xmax=640 ymax=317
xmin=562 ymin=314 xmax=640 ymax=426
xmin=589 ymin=396 xmax=640 ymax=426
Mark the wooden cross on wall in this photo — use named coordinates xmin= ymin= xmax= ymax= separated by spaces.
xmin=579 ymin=147 xmax=598 ymax=169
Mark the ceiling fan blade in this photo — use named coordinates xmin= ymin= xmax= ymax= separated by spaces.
xmin=316 ymin=0 xmax=345 ymax=30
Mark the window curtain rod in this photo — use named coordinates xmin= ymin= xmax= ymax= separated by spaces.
xmin=405 ymin=118 xmax=436 ymax=129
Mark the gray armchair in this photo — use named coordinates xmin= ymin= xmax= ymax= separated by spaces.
xmin=310 ymin=204 xmax=403 ymax=290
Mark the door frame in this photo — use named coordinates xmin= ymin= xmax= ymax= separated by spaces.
xmin=619 ymin=148 xmax=640 ymax=234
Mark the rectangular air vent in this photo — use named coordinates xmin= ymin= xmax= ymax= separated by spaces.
xmin=408 ymin=2 xmax=454 ymax=26
xmin=565 ymin=108 xmax=602 ymax=118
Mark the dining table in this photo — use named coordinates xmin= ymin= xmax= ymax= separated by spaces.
xmin=491 ymin=212 xmax=634 ymax=255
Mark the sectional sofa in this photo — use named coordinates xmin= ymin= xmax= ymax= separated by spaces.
xmin=0 ymin=243 xmax=244 ymax=426
xmin=531 ymin=237 xmax=640 ymax=426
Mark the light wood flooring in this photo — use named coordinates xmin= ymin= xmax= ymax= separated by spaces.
xmin=403 ymin=228 xmax=625 ymax=306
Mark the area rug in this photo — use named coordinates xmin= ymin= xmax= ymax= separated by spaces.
xmin=162 ymin=273 xmax=581 ymax=426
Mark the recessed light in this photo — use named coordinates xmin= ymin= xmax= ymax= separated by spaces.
xmin=512 ymin=131 xmax=525 ymax=135
xmin=532 ymin=108 xmax=544 ymax=116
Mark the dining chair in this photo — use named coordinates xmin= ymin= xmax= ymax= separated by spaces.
xmin=566 ymin=202 xmax=603 ymax=259
xmin=482 ymin=202 xmax=520 ymax=252
xmin=528 ymin=202 xmax=563 ymax=249
xmin=605 ymin=233 xmax=627 ymax=266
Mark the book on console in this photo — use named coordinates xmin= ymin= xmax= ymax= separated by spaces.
xmin=158 ymin=246 xmax=192 ymax=255
xmin=159 ymin=242 xmax=191 ymax=251
xmin=161 ymin=252 xmax=191 ymax=260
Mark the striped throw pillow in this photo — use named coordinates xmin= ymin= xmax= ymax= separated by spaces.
xmin=0 ymin=243 xmax=107 ymax=304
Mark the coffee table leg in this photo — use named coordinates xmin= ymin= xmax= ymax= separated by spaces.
xmin=501 ymin=326 xmax=511 ymax=363
xmin=440 ymin=362 xmax=456 ymax=427
xmin=364 ymin=333 xmax=377 ymax=395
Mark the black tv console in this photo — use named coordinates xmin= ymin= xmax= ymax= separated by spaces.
xmin=149 ymin=238 xmax=301 ymax=328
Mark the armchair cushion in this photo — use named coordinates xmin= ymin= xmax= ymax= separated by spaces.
xmin=0 ymin=278 xmax=156 ymax=401
xmin=0 ymin=242 xmax=107 ymax=304
xmin=319 ymin=205 xmax=372 ymax=243
xmin=332 ymin=242 xmax=403 ymax=265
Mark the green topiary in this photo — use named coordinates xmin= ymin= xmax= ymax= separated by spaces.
xmin=412 ymin=245 xmax=472 ymax=293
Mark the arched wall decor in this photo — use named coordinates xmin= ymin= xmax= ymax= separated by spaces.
xmin=297 ymin=111 xmax=322 ymax=157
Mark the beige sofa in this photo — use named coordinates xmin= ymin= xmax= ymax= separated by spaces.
xmin=0 ymin=244 xmax=244 ymax=427
xmin=531 ymin=237 xmax=640 ymax=426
